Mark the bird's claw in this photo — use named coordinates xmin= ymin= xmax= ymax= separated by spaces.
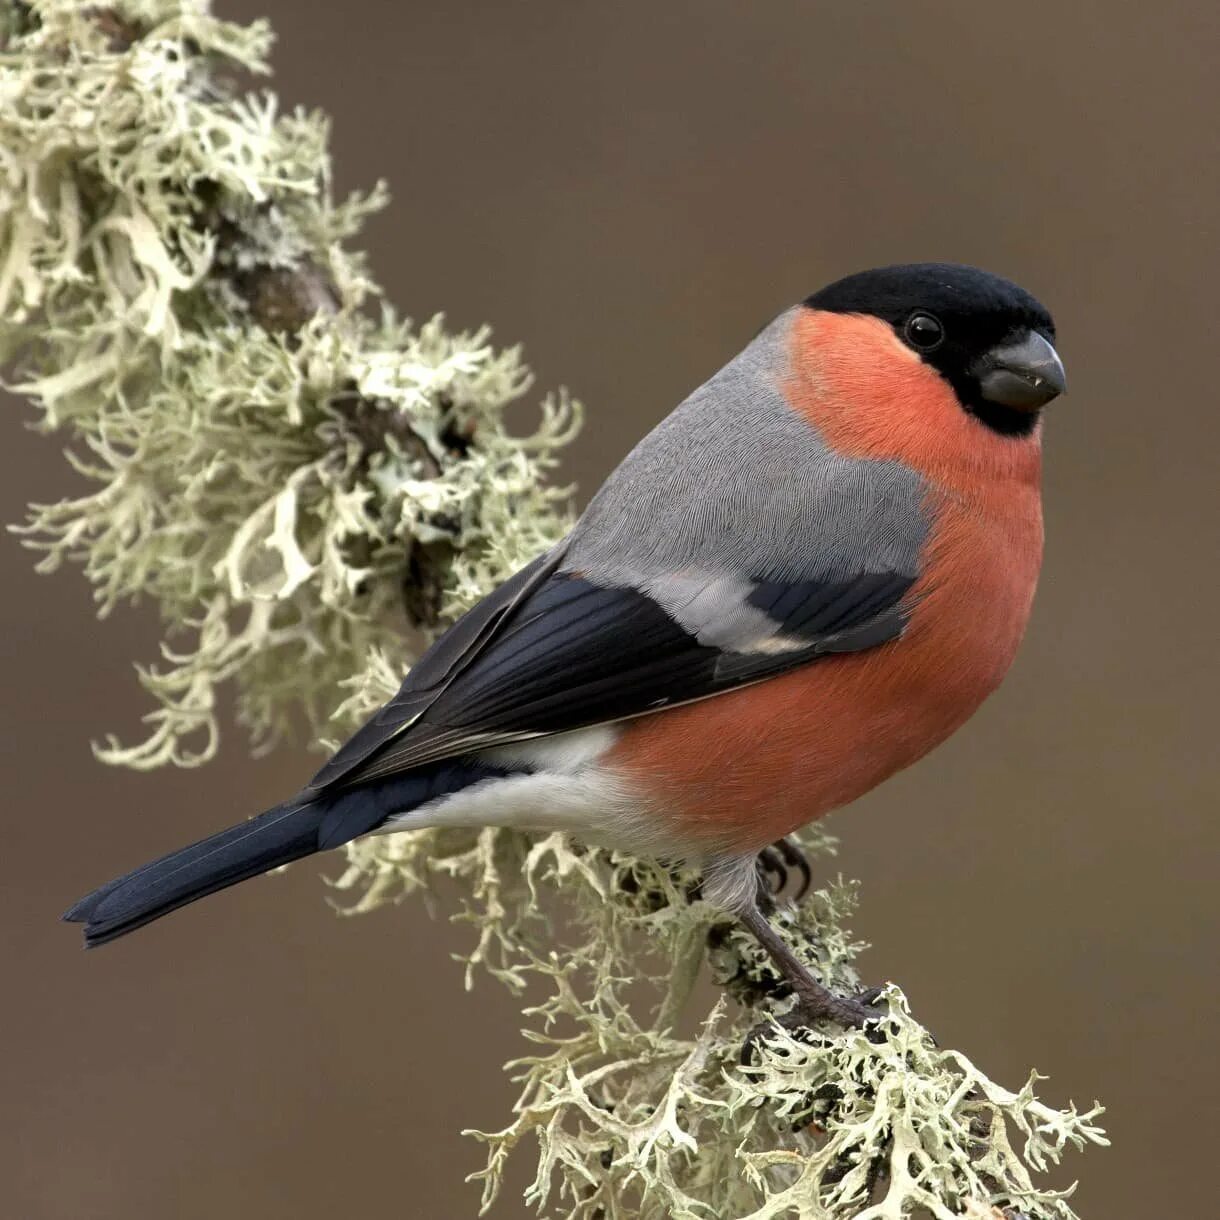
xmin=739 ymin=985 xmax=887 ymax=1065
xmin=821 ymin=985 xmax=885 ymax=1029
xmin=754 ymin=836 xmax=813 ymax=903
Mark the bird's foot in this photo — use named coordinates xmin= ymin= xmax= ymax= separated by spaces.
xmin=740 ymin=985 xmax=886 ymax=1065
xmin=735 ymin=893 xmax=887 ymax=1064
xmin=796 ymin=982 xmax=885 ymax=1029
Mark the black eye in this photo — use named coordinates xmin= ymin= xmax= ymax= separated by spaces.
xmin=904 ymin=312 xmax=944 ymax=351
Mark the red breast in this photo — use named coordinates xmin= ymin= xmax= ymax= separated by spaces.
xmin=604 ymin=308 xmax=1044 ymax=854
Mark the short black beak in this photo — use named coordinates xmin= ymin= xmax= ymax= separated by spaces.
xmin=975 ymin=331 xmax=1066 ymax=410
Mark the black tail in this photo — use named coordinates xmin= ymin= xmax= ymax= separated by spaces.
xmin=63 ymin=800 xmax=332 ymax=947
xmin=63 ymin=761 xmax=516 ymax=948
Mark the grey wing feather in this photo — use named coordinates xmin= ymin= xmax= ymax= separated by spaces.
xmin=560 ymin=309 xmax=929 ymax=640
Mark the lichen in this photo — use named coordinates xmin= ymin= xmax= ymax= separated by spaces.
xmin=1 ymin=3 xmax=1106 ymax=1217
xmin=333 ymin=820 xmax=1105 ymax=1220
xmin=0 ymin=0 xmax=578 ymax=767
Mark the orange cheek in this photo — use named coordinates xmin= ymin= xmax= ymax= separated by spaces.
xmin=783 ymin=310 xmax=1042 ymax=495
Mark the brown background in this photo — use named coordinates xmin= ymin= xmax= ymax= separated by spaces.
xmin=4 ymin=1 xmax=1218 ymax=1217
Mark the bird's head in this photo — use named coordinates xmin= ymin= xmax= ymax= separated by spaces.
xmin=779 ymin=263 xmax=1063 ymax=488
xmin=803 ymin=262 xmax=1064 ymax=439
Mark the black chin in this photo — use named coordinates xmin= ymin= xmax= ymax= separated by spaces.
xmin=968 ymin=398 xmax=1042 ymax=437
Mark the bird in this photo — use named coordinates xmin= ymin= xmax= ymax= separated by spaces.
xmin=64 ymin=262 xmax=1065 ymax=1028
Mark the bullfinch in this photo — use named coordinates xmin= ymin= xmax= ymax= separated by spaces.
xmin=65 ymin=262 xmax=1065 ymax=1027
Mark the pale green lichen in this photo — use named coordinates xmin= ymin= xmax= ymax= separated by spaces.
xmin=2 ymin=3 xmax=1106 ymax=1217
xmin=0 ymin=0 xmax=577 ymax=767
xmin=334 ymin=820 xmax=1105 ymax=1220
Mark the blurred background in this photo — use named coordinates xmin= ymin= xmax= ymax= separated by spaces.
xmin=4 ymin=1 xmax=1218 ymax=1216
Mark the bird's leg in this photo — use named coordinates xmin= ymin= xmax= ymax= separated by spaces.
xmin=738 ymin=900 xmax=882 ymax=1030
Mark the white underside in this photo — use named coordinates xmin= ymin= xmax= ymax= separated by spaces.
xmin=376 ymin=725 xmax=689 ymax=859
xmin=374 ymin=724 xmax=760 ymax=910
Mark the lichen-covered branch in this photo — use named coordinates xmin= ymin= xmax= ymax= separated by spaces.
xmin=333 ymin=822 xmax=1105 ymax=1220
xmin=0 ymin=0 xmax=578 ymax=767
xmin=0 ymin=3 xmax=1106 ymax=1217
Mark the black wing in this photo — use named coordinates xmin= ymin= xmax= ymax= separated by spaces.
xmin=308 ymin=546 xmax=566 ymax=790
xmin=308 ymin=560 xmax=914 ymax=794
